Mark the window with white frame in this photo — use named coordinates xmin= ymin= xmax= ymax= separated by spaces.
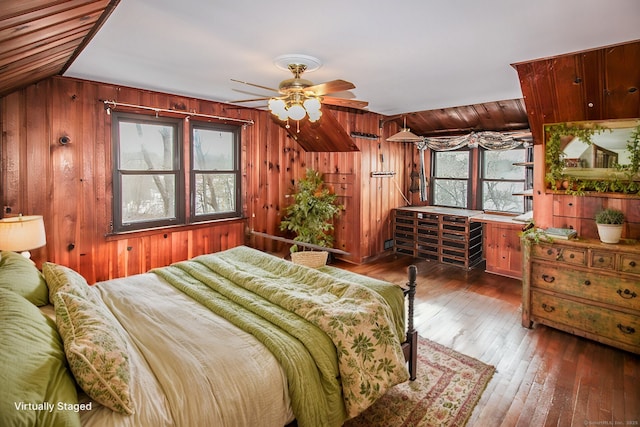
xmin=112 ymin=112 xmax=241 ymax=233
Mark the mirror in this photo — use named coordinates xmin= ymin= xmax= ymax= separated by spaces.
xmin=544 ymin=118 xmax=640 ymax=193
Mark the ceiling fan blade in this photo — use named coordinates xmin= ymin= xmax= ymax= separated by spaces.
xmin=231 ymin=79 xmax=279 ymax=93
xmin=305 ymin=79 xmax=355 ymax=96
xmin=322 ymin=97 xmax=369 ymax=109
xmin=229 ymin=97 xmax=271 ymax=103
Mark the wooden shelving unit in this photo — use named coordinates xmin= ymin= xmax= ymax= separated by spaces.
xmin=393 ymin=206 xmax=483 ymax=269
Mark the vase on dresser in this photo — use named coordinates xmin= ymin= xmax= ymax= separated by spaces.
xmin=596 ymin=224 xmax=623 ymax=244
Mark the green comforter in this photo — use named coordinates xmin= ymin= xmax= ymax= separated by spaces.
xmin=152 ymin=246 xmax=408 ymax=427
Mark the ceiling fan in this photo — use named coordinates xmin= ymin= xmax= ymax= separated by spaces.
xmin=231 ymin=55 xmax=368 ymax=124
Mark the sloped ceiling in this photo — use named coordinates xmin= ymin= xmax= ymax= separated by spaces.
xmin=2 ymin=0 xmax=640 ymax=137
xmin=0 ymin=1 xmax=118 ymax=97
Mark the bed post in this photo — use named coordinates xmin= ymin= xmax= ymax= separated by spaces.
xmin=402 ymin=264 xmax=418 ymax=381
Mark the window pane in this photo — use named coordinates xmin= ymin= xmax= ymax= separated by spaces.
xmin=482 ymin=181 xmax=524 ymax=213
xmin=119 ymin=122 xmax=175 ymax=171
xmin=193 ymin=128 xmax=234 ymax=170
xmin=194 ymin=173 xmax=236 ymax=215
xmin=121 ymin=175 xmax=176 ymax=223
xmin=483 ymin=149 xmax=525 ymax=179
xmin=433 ymin=179 xmax=468 ymax=208
xmin=434 ymin=151 xmax=469 ymax=178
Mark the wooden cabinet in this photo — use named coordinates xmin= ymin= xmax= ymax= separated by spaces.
xmin=483 ymin=222 xmax=524 ymax=279
xmin=522 ymin=237 xmax=640 ymax=354
xmin=393 ymin=206 xmax=483 ymax=269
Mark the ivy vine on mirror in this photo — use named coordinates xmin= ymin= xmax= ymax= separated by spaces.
xmin=544 ymin=118 xmax=640 ymax=195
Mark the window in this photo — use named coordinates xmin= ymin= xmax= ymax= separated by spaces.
xmin=112 ymin=112 xmax=241 ymax=232
xmin=191 ymin=122 xmax=241 ymax=221
xmin=481 ymin=148 xmax=527 ymax=213
xmin=431 ymin=150 xmax=471 ymax=208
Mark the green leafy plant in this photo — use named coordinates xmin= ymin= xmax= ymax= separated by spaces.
xmin=595 ymin=208 xmax=625 ymax=225
xmin=519 ymin=221 xmax=552 ymax=243
xmin=279 ymin=169 xmax=343 ymax=253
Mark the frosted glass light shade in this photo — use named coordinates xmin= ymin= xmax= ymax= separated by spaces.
xmin=287 ymin=104 xmax=306 ymax=121
xmin=0 ymin=215 xmax=46 ymax=252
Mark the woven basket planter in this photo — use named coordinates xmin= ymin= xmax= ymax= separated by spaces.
xmin=290 ymin=250 xmax=328 ymax=268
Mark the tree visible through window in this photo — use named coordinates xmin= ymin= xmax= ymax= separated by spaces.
xmin=481 ymin=148 xmax=526 ymax=213
xmin=191 ymin=123 xmax=240 ymax=220
xmin=430 ymin=146 xmax=529 ymax=213
xmin=432 ymin=150 xmax=470 ymax=208
xmin=112 ymin=112 xmax=241 ymax=233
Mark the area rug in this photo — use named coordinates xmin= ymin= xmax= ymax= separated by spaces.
xmin=344 ymin=336 xmax=495 ymax=427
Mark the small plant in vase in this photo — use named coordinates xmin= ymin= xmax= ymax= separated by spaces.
xmin=595 ymin=208 xmax=625 ymax=244
xmin=279 ymin=169 xmax=343 ymax=267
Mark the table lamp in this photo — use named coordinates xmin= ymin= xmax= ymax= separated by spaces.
xmin=0 ymin=215 xmax=47 ymax=259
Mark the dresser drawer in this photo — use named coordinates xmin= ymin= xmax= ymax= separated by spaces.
xmin=531 ymin=263 xmax=640 ymax=311
xmin=590 ymin=250 xmax=615 ymax=271
xmin=531 ymin=291 xmax=640 ymax=349
xmin=531 ymin=244 xmax=585 ymax=266
xmin=620 ymin=254 xmax=640 ymax=275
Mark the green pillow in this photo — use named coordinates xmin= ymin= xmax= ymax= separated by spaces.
xmin=42 ymin=262 xmax=90 ymax=303
xmin=55 ymin=292 xmax=134 ymax=415
xmin=0 ymin=287 xmax=81 ymax=427
xmin=0 ymin=250 xmax=48 ymax=306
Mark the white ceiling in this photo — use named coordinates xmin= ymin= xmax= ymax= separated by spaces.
xmin=65 ymin=0 xmax=640 ymax=116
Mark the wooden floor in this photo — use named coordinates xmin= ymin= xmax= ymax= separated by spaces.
xmin=332 ymin=254 xmax=640 ymax=427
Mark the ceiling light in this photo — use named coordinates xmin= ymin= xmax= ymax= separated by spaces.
xmin=267 ymin=62 xmax=323 ymax=124
xmin=268 ymin=92 xmax=323 ymax=123
xmin=387 ymin=117 xmax=423 ymax=142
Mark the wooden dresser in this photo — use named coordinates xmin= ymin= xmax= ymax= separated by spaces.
xmin=522 ymin=237 xmax=640 ymax=354
xmin=393 ymin=206 xmax=483 ymax=269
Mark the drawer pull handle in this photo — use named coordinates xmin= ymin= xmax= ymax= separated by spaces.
xmin=542 ymin=303 xmax=555 ymax=313
xmin=542 ymin=274 xmax=555 ymax=283
xmin=617 ymin=289 xmax=638 ymax=299
xmin=598 ymin=257 xmax=604 ymax=263
xmin=630 ymin=261 xmax=637 ymax=267
xmin=583 ymin=280 xmax=591 ymax=286
xmin=617 ymin=324 xmax=636 ymax=335
xmin=547 ymin=249 xmax=553 ymax=255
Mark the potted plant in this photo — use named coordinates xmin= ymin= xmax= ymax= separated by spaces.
xmin=279 ymin=169 xmax=343 ymax=267
xmin=595 ymin=208 xmax=625 ymax=244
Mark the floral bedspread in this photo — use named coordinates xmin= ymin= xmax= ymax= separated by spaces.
xmin=153 ymin=246 xmax=408 ymax=422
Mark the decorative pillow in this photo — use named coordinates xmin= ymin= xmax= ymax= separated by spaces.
xmin=42 ymin=262 xmax=90 ymax=302
xmin=0 ymin=250 xmax=48 ymax=306
xmin=54 ymin=291 xmax=135 ymax=415
xmin=0 ymin=287 xmax=81 ymax=427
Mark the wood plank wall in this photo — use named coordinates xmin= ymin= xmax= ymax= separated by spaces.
xmin=1 ymin=76 xmax=417 ymax=282
xmin=512 ymin=39 xmax=640 ymax=233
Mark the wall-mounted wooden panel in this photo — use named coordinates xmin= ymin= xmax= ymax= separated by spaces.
xmin=512 ymin=39 xmax=640 ymax=145
xmin=1 ymin=76 xmax=417 ymax=280
xmin=512 ymin=39 xmax=640 ymax=232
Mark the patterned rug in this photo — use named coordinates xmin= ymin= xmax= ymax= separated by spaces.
xmin=344 ymin=336 xmax=495 ymax=427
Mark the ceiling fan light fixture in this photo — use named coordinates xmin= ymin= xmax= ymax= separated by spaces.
xmin=287 ymin=103 xmax=306 ymax=121
xmin=303 ymin=97 xmax=321 ymax=112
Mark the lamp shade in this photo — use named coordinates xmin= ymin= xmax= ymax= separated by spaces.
xmin=386 ymin=128 xmax=424 ymax=142
xmin=0 ymin=215 xmax=46 ymax=252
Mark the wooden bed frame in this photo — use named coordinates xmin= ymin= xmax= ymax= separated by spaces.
xmin=402 ymin=264 xmax=419 ymax=381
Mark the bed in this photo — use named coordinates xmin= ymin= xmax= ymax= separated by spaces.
xmin=0 ymin=246 xmax=417 ymax=427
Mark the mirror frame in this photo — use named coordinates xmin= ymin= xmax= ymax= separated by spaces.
xmin=544 ymin=118 xmax=640 ymax=195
